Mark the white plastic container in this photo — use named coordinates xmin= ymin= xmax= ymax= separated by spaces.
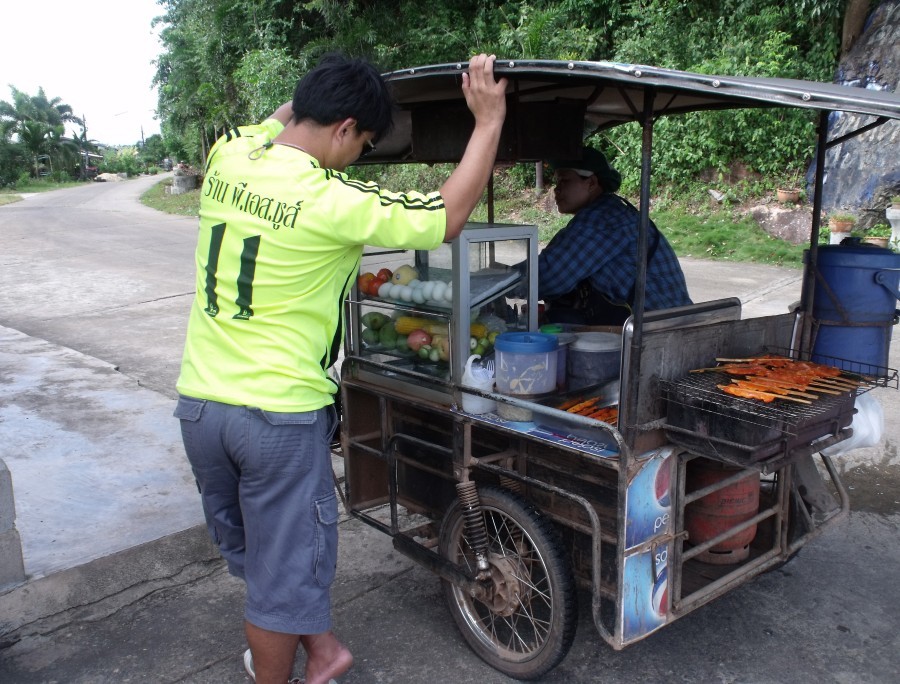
xmin=567 ymin=332 xmax=622 ymax=392
xmin=460 ymin=354 xmax=496 ymax=414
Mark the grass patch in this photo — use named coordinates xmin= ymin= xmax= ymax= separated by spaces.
xmin=0 ymin=194 xmax=23 ymax=206
xmin=140 ymin=178 xmax=201 ymax=216
xmin=2 ymin=178 xmax=86 ymax=193
xmin=654 ymin=208 xmax=806 ymax=267
xmin=136 ymin=166 xmax=808 ymax=268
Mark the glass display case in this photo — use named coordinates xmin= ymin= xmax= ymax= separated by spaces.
xmin=345 ymin=222 xmax=539 ymax=402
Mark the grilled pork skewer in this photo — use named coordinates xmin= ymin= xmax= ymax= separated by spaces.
xmin=729 ymin=378 xmax=819 ymax=399
xmin=717 ymin=383 xmax=812 ymax=404
xmin=714 ymin=356 xmax=850 ymax=380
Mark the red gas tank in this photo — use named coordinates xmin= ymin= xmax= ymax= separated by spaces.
xmin=685 ymin=460 xmax=760 ymax=565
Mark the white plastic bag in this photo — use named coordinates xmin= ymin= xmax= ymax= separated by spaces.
xmin=819 ymin=392 xmax=884 ymax=456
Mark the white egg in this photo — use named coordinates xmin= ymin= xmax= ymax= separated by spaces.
xmin=378 ymin=281 xmax=393 ymax=298
xmin=422 ymin=281 xmax=436 ymax=300
xmin=432 ymin=281 xmax=447 ymax=301
xmin=444 ymin=283 xmax=454 ymax=301
xmin=399 ymin=285 xmax=414 ymax=301
xmin=412 ymin=288 xmax=426 ymax=304
xmin=408 ymin=279 xmax=422 ymax=289
xmin=387 ymin=283 xmax=401 ymax=299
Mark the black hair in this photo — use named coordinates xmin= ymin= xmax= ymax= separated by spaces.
xmin=292 ymin=53 xmax=394 ymax=142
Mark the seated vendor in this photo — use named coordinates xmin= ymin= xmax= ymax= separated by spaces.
xmin=537 ymin=147 xmax=692 ymax=325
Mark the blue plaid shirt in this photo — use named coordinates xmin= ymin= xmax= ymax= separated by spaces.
xmin=538 ymin=194 xmax=692 ymax=310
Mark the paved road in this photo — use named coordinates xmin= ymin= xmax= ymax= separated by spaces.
xmin=0 ymin=179 xmax=898 ymax=683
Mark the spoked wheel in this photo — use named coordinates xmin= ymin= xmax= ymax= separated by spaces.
xmin=438 ymin=486 xmax=577 ymax=680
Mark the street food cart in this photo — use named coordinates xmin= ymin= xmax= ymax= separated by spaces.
xmin=338 ymin=60 xmax=900 ymax=679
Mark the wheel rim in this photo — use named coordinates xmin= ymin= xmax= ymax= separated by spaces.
xmin=447 ymin=504 xmax=555 ymax=662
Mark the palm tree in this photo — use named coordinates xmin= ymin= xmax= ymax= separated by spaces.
xmin=18 ymin=120 xmax=51 ymax=177
xmin=0 ymin=86 xmax=83 ymax=178
xmin=70 ymin=123 xmax=99 ymax=179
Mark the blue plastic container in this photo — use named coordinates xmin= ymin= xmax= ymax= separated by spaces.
xmin=812 ymin=244 xmax=900 ymax=371
xmin=494 ymin=332 xmax=558 ymax=396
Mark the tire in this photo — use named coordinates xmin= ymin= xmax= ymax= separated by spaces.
xmin=438 ymin=486 xmax=577 ymax=680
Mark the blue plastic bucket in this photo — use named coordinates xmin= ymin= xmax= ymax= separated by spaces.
xmin=812 ymin=244 xmax=900 ymax=371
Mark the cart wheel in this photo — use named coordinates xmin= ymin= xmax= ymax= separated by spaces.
xmin=438 ymin=486 xmax=577 ymax=680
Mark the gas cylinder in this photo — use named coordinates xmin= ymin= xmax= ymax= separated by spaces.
xmin=685 ymin=460 xmax=760 ymax=565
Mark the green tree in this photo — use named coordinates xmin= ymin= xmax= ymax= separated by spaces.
xmin=150 ymin=0 xmax=852 ymax=182
xmin=0 ymin=86 xmax=83 ymax=178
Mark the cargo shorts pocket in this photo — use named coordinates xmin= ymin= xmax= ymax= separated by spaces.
xmin=173 ymin=396 xmax=207 ymax=458
xmin=313 ymin=492 xmax=339 ymax=587
xmin=173 ymin=395 xmax=206 ymax=421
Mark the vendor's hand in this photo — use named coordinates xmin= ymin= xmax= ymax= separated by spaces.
xmin=462 ymin=54 xmax=507 ymax=130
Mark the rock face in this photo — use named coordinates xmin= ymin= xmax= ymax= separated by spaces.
xmin=818 ymin=0 xmax=900 ymax=227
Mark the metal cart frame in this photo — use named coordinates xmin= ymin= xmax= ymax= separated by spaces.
xmin=340 ymin=61 xmax=900 ymax=679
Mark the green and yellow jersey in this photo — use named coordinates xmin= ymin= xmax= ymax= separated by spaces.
xmin=176 ymin=119 xmax=446 ymax=412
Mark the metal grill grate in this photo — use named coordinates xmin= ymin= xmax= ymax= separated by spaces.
xmin=660 ymin=372 xmax=853 ymax=436
xmin=660 ymin=353 xmax=861 ymax=467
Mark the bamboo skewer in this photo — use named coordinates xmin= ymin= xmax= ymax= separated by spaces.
xmin=812 ymin=376 xmax=858 ymax=388
xmin=796 ymin=383 xmax=841 ymax=396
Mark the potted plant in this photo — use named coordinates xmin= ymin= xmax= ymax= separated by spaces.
xmin=775 ymin=170 xmax=803 ymax=204
xmin=827 ymin=212 xmax=856 ymax=244
xmin=863 ymin=222 xmax=892 ymax=249
xmin=776 ymin=187 xmax=801 ymax=203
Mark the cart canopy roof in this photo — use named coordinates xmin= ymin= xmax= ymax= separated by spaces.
xmin=369 ymin=59 xmax=900 ymax=164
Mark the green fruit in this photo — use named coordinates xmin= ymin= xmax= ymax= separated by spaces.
xmin=361 ymin=311 xmax=390 ymax=330
xmin=362 ymin=328 xmax=380 ymax=346
xmin=379 ymin=321 xmax=398 ymax=349
xmin=418 ymin=345 xmax=432 ymax=360
xmin=473 ymin=343 xmax=487 ymax=356
xmin=395 ymin=334 xmax=409 ymax=353
xmin=428 ymin=347 xmax=441 ymax=362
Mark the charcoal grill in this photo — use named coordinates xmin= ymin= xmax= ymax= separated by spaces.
xmin=661 ymin=369 xmax=859 ymax=471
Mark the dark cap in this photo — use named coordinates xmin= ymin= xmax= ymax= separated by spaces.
xmin=549 ymin=146 xmax=621 ymax=193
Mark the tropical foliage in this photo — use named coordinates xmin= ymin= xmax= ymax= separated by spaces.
xmin=0 ymin=0 xmax=852 ymax=192
xmin=151 ymin=0 xmax=846 ymax=193
xmin=0 ymin=86 xmax=85 ymax=185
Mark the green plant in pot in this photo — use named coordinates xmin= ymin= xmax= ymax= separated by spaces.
xmin=868 ymin=222 xmax=892 ymax=237
xmin=828 ymin=212 xmax=856 ymax=231
xmin=775 ymin=170 xmax=803 ymax=204
xmin=863 ymin=222 xmax=892 ymax=249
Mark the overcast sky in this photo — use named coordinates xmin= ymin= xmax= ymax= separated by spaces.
xmin=0 ymin=0 xmax=164 ymax=146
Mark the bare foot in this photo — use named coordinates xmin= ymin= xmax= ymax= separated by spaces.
xmin=299 ymin=631 xmax=354 ymax=684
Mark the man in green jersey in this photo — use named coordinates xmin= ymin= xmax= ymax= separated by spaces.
xmin=174 ymin=53 xmax=507 ymax=684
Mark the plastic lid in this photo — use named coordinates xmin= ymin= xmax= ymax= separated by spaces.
xmin=554 ymin=332 xmax=577 ymax=345
xmin=571 ymin=332 xmax=622 ymax=352
xmin=539 ymin=324 xmax=565 ymax=334
xmin=494 ymin=332 xmax=558 ymax=353
xmin=816 ymin=243 xmax=900 ymax=265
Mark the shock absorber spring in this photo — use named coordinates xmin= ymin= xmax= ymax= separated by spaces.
xmin=455 ymin=481 xmax=491 ymax=575
xmin=499 ymin=475 xmax=522 ymax=494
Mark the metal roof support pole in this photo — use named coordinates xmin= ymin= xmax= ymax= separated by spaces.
xmin=623 ymin=86 xmax=656 ymax=449
xmin=798 ymin=110 xmax=830 ymax=353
